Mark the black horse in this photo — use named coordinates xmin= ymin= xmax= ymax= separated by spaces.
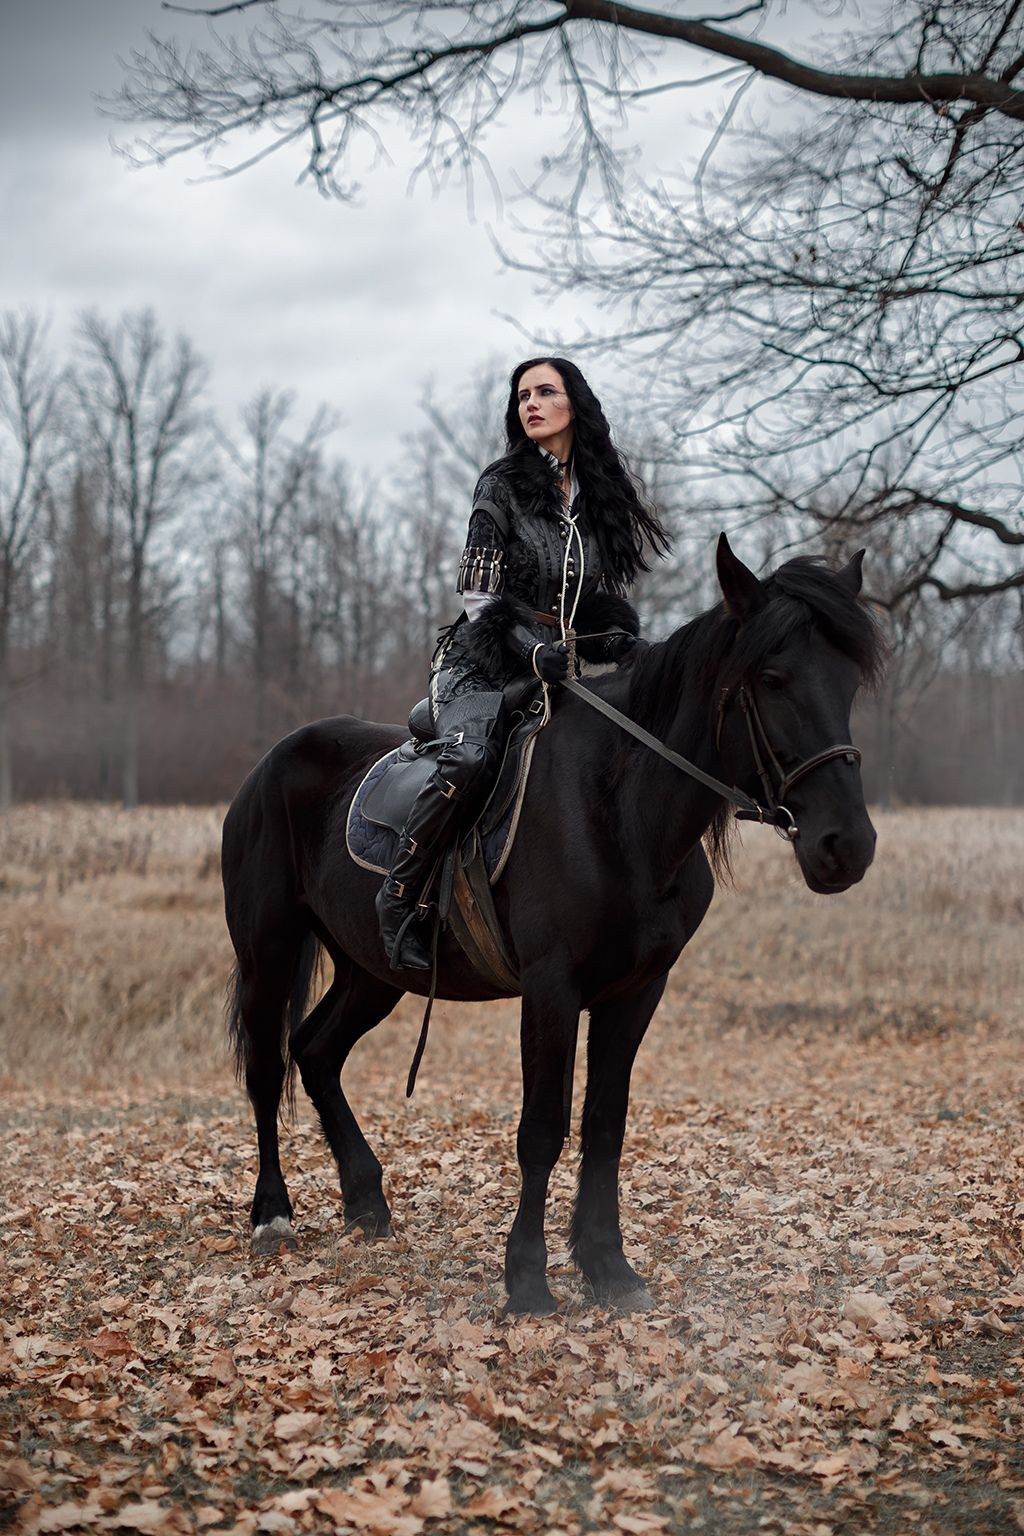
xmin=222 ymin=537 xmax=884 ymax=1315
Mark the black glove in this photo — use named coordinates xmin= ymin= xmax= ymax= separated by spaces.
xmin=603 ymin=631 xmax=637 ymax=664
xmin=507 ymin=623 xmax=570 ymax=683
xmin=532 ymin=642 xmax=570 ymax=683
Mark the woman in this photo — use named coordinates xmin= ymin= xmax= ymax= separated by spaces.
xmin=376 ymin=356 xmax=672 ymax=970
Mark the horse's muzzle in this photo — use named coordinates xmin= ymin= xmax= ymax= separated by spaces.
xmin=796 ymin=816 xmax=877 ymax=894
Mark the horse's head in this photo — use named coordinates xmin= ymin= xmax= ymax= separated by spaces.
xmin=714 ymin=535 xmax=885 ymax=894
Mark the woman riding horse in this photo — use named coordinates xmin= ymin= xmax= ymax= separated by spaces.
xmin=376 ymin=356 xmax=672 ymax=970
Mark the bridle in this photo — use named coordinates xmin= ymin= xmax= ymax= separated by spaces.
xmin=716 ymin=683 xmax=861 ymax=840
xmin=562 ymin=674 xmax=861 ymax=841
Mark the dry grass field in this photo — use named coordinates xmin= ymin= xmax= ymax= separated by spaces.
xmin=2 ymin=803 xmax=1023 ymax=1535
xmin=0 ymin=802 xmax=1020 ymax=1090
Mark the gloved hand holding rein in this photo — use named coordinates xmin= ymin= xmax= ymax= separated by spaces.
xmin=506 ymin=623 xmax=570 ymax=683
xmin=532 ymin=642 xmax=570 ymax=684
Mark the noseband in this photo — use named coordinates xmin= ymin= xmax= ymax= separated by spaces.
xmin=717 ymin=684 xmax=861 ymax=840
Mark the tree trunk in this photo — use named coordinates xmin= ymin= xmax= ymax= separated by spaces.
xmin=98 ymin=492 xmax=117 ymax=802
xmin=876 ymin=677 xmax=896 ymax=813
xmin=0 ymin=672 xmax=12 ymax=811
xmin=214 ymin=546 xmax=227 ymax=683
xmin=122 ymin=548 xmax=144 ymax=810
xmin=0 ymin=594 xmax=12 ymax=809
xmin=253 ymin=564 xmax=269 ymax=742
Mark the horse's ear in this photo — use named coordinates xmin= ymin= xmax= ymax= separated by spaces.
xmin=716 ymin=533 xmax=764 ymax=619
xmin=836 ymin=549 xmax=865 ymax=596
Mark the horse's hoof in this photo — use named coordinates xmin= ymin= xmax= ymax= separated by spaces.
xmin=502 ymin=1288 xmax=559 ymax=1318
xmin=344 ymin=1210 xmax=393 ymax=1240
xmin=588 ymin=1276 xmax=655 ymax=1312
xmin=251 ymin=1216 xmax=298 ymax=1256
xmin=609 ymin=1286 xmax=655 ymax=1313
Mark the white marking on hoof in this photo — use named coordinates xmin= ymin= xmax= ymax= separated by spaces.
xmin=251 ymin=1216 xmax=297 ymax=1254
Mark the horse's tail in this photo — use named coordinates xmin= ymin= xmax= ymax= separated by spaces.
xmin=225 ymin=931 xmax=323 ymax=1121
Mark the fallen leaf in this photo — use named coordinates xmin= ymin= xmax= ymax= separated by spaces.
xmin=273 ymin=1412 xmax=322 ymax=1443
xmin=410 ymin=1479 xmax=452 ymax=1519
xmin=697 ymin=1428 xmax=759 ymax=1469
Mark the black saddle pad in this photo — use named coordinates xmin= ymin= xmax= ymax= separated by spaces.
xmin=346 ymin=688 xmax=548 ymax=885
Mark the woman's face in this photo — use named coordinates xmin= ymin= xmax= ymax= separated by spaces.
xmin=516 ymin=364 xmax=573 ymax=451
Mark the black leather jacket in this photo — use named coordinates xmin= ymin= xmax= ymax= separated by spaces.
xmin=434 ymin=449 xmax=639 ymax=702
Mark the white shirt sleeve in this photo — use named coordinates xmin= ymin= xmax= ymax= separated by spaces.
xmin=464 ymin=590 xmax=497 ymax=622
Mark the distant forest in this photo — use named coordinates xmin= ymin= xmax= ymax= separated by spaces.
xmin=1 ymin=309 xmax=1020 ymax=810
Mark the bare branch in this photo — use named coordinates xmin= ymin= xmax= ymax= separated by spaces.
xmin=565 ymin=0 xmax=1024 ymax=119
xmin=163 ymin=0 xmax=271 ymax=12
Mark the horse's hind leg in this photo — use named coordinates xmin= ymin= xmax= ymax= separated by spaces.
xmin=229 ymin=930 xmax=317 ymax=1255
xmin=290 ymin=961 xmax=402 ymax=1238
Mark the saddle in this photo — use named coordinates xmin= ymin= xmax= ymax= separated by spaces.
xmin=346 ymin=676 xmax=549 ymax=991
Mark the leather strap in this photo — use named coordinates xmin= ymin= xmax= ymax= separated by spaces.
xmin=563 ymin=678 xmax=860 ymax=834
xmin=561 ymin=678 xmax=770 ymax=821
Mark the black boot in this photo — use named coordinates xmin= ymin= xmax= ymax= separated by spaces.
xmin=375 ymin=766 xmax=464 ymax=970
xmin=376 ymin=692 xmax=506 ymax=971
xmin=375 ymin=869 xmax=436 ymax=971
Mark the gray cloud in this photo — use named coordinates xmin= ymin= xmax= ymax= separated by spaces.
xmin=0 ymin=0 xmax=759 ymax=466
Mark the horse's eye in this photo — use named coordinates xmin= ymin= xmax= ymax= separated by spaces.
xmin=759 ymin=671 xmax=786 ymax=692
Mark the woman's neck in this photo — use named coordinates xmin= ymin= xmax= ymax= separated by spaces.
xmin=542 ymin=428 xmax=574 ymax=470
xmin=538 ymin=439 xmax=574 ymax=504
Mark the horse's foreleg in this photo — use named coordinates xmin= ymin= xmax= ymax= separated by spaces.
xmin=290 ymin=964 xmax=401 ymax=1238
xmin=504 ymin=976 xmax=581 ymax=1316
xmin=571 ymin=973 xmax=667 ymax=1310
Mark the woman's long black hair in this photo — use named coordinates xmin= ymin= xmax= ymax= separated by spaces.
xmin=500 ymin=356 xmax=672 ymax=592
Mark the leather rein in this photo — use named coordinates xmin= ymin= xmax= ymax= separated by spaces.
xmin=561 ymin=674 xmax=861 ymax=840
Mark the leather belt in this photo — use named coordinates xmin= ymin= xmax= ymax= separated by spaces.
xmin=532 ymin=610 xmax=560 ymax=628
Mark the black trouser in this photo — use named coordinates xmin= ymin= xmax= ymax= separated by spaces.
xmin=376 ymin=691 xmax=506 ymax=970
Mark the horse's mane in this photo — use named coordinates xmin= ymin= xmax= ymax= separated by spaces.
xmin=625 ymin=555 xmax=887 ymax=879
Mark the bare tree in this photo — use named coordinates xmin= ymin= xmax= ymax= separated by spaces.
xmin=0 ymin=314 xmax=64 ymax=808
xmin=535 ymin=63 xmax=1024 ymax=611
xmin=73 ymin=311 xmax=209 ymax=808
xmin=111 ymin=2 xmax=1024 ymax=191
xmin=386 ymin=364 xmax=508 ymax=664
xmin=0 ymin=307 xmax=1013 ymax=803
xmin=309 ymin=463 xmax=390 ymax=718
xmin=111 ymin=1 xmax=1024 ymax=611
xmin=219 ymin=388 xmax=334 ymax=740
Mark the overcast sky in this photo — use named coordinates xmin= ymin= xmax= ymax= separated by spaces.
xmin=0 ymin=0 xmax=633 ymax=470
xmin=0 ymin=1 xmax=812 ymax=473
